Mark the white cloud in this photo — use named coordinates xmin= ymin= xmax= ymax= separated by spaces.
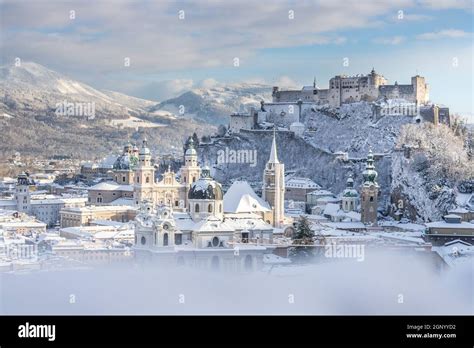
xmin=1 ymin=0 xmax=414 ymax=76
xmin=373 ymin=36 xmax=405 ymax=45
xmin=197 ymin=78 xmax=220 ymax=89
xmin=133 ymin=79 xmax=194 ymax=101
xmin=417 ymin=29 xmax=472 ymax=40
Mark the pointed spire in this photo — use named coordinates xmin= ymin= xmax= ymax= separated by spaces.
xmin=268 ymin=127 xmax=279 ymax=163
xmin=313 ymin=76 xmax=316 ymax=88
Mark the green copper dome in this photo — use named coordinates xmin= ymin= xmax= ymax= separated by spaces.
xmin=362 ymin=150 xmax=378 ymax=184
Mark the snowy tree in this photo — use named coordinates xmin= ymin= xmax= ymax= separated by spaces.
xmin=290 ymin=216 xmax=316 ymax=262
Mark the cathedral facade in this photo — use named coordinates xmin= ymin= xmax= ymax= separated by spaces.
xmin=133 ymin=138 xmax=200 ymax=211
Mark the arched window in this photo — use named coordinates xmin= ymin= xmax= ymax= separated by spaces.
xmin=184 ymin=177 xmax=187 ymax=183
xmin=163 ymin=233 xmax=168 ymax=246
xmin=146 ymin=177 xmax=150 ymax=183
xmin=370 ymin=196 xmax=374 ymax=202
xmin=195 ymin=204 xmax=200 ymax=213
xmin=212 ymin=236 xmax=219 ymax=247
xmin=141 ymin=236 xmax=146 ymax=245
xmin=192 ymin=177 xmax=196 ymax=183
xmin=244 ymin=255 xmax=253 ymax=271
xmin=208 ymin=204 xmax=212 ymax=213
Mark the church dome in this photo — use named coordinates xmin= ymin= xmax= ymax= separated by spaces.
xmin=188 ymin=167 xmax=223 ymax=200
xmin=342 ymin=177 xmax=358 ymax=197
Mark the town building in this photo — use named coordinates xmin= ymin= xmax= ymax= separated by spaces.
xmin=0 ymin=173 xmax=87 ymax=226
xmin=60 ymin=205 xmax=137 ymax=227
xmin=425 ymin=214 xmax=474 ymax=245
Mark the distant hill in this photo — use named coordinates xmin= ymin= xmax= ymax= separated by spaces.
xmin=149 ymin=83 xmax=272 ymax=125
xmin=0 ymin=62 xmax=215 ymax=159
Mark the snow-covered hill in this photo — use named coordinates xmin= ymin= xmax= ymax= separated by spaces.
xmin=149 ymin=83 xmax=272 ymax=125
xmin=0 ymin=62 xmax=156 ymax=118
xmin=0 ymin=62 xmax=214 ymax=159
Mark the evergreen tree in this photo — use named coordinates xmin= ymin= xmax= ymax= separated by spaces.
xmin=290 ymin=215 xmax=316 ymax=262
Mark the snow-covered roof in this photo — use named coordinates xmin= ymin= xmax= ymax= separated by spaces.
xmin=432 ymin=241 xmax=474 ymax=267
xmin=345 ymin=211 xmax=361 ymax=221
xmin=223 ymin=181 xmax=271 ymax=213
xmin=193 ymin=217 xmax=235 ymax=233
xmin=323 ymin=203 xmax=340 ymax=216
xmin=426 ymin=221 xmax=474 ymax=230
xmin=285 ymin=177 xmax=320 ymax=189
xmin=307 ymin=189 xmax=334 ymax=197
xmin=109 ymin=197 xmax=135 ymax=206
xmin=223 ymin=215 xmax=273 ymax=230
xmin=89 ymin=181 xmax=133 ymax=191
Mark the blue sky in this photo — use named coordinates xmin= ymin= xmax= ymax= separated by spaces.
xmin=1 ymin=0 xmax=473 ymax=120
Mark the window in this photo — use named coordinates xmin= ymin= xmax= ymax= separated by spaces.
xmin=212 ymin=236 xmax=219 ymax=247
xmin=146 ymin=177 xmax=150 ymax=183
xmin=208 ymin=204 xmax=212 ymax=213
xmin=141 ymin=236 xmax=146 ymax=245
xmin=122 ymin=177 xmax=126 ymax=182
xmin=195 ymin=204 xmax=200 ymax=213
xmin=219 ymin=204 xmax=222 ymax=213
xmin=175 ymin=200 xmax=179 ymax=207
xmin=370 ymin=196 xmax=374 ymax=202
xmin=192 ymin=177 xmax=196 ymax=183
xmin=244 ymin=255 xmax=253 ymax=271
xmin=163 ymin=233 xmax=168 ymax=246
xmin=175 ymin=234 xmax=182 ymax=245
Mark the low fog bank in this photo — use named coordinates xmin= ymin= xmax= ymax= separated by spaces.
xmin=0 ymin=250 xmax=472 ymax=315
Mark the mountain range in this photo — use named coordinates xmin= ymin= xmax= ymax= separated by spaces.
xmin=0 ymin=62 xmax=270 ymax=160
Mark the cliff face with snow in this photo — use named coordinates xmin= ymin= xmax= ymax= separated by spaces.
xmin=199 ymin=102 xmax=472 ymax=220
xmin=391 ymin=124 xmax=473 ymax=222
xmin=198 ymin=103 xmax=398 ymax=208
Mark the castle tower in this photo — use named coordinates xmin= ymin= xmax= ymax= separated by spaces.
xmin=15 ymin=172 xmax=31 ymax=213
xmin=180 ymin=137 xmax=201 ymax=208
xmin=342 ymin=176 xmax=359 ymax=213
xmin=262 ymin=129 xmax=285 ymax=228
xmin=411 ymin=75 xmax=429 ymax=105
xmin=134 ymin=139 xmax=155 ymax=205
xmin=360 ymin=150 xmax=380 ymax=225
